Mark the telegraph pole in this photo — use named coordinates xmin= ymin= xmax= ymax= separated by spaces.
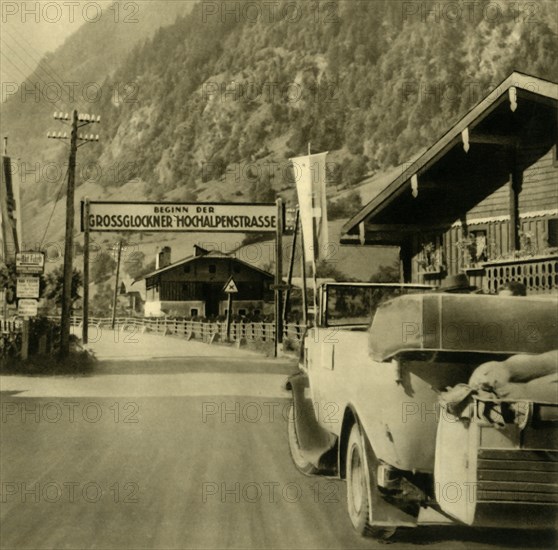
xmin=59 ymin=110 xmax=78 ymax=357
xmin=48 ymin=111 xmax=100 ymax=357
xmin=111 ymin=240 xmax=123 ymax=330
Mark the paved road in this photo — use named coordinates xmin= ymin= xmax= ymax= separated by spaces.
xmin=1 ymin=353 xmax=555 ymax=549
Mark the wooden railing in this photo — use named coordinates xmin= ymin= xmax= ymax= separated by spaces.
xmin=59 ymin=316 xmax=306 ymax=346
xmin=1 ymin=318 xmax=60 ymax=363
xmin=483 ymin=254 xmax=558 ymax=294
xmin=0 ymin=319 xmax=21 ymax=334
xmin=0 ymin=320 xmax=22 ymax=363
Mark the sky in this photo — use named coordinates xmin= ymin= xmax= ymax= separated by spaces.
xmin=0 ymin=0 xmax=114 ymax=85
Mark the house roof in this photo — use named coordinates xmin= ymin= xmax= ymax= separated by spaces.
xmin=342 ymin=71 xmax=558 ymax=239
xmin=134 ymin=248 xmax=274 ymax=283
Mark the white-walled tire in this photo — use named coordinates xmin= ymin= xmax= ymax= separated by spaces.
xmin=346 ymin=423 xmax=396 ymax=539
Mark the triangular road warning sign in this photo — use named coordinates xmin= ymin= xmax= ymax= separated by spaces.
xmin=223 ymin=277 xmax=238 ymax=293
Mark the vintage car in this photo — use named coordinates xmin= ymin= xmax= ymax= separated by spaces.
xmin=286 ymin=283 xmax=558 ymax=539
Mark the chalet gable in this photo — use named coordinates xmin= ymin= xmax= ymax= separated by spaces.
xmin=136 ymin=245 xmax=274 ymax=285
xmin=342 ymin=71 xmax=558 ymax=244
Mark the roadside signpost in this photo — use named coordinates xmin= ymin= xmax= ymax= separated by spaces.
xmin=15 ymin=252 xmax=45 ymax=275
xmin=16 ymin=277 xmax=40 ymax=299
xmin=223 ymin=277 xmax=238 ymax=342
xmin=17 ymin=299 xmax=38 ymax=317
xmin=15 ymin=252 xmax=44 ymax=360
xmin=223 ymin=278 xmax=239 ymax=294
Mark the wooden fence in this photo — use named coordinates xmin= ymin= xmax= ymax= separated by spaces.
xmin=66 ymin=317 xmax=306 ymax=345
xmin=1 ymin=318 xmax=60 ymax=364
xmin=0 ymin=320 xmax=22 ymax=364
xmin=1 ymin=315 xmax=305 ymax=362
xmin=0 ymin=319 xmax=21 ymax=334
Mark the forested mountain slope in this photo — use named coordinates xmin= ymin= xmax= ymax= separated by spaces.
xmin=2 ymin=0 xmax=556 ymax=242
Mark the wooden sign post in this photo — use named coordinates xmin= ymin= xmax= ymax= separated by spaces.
xmin=82 ymin=198 xmax=90 ymax=344
xmin=16 ymin=252 xmax=44 ymax=361
xmin=274 ymin=198 xmax=284 ymax=357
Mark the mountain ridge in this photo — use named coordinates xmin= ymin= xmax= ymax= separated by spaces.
xmin=2 ymin=0 xmax=557 ymax=253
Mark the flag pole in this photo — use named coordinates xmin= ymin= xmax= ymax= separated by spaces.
xmin=282 ymin=208 xmax=299 ymax=323
xmin=307 ymin=142 xmax=318 ymax=319
xmin=300 ymin=220 xmax=308 ymax=326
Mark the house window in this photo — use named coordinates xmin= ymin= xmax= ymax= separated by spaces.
xmin=238 ymin=309 xmax=247 ymax=316
xmin=470 ymin=229 xmax=488 ymax=262
xmin=548 ymin=219 xmax=558 ymax=248
xmin=190 ymin=308 xmax=198 ymax=317
xmin=417 ymin=237 xmax=445 ymax=273
xmin=458 ymin=227 xmax=489 ymax=267
xmin=209 ymin=264 xmax=216 ymax=274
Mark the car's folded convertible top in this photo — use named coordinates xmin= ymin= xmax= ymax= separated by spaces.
xmin=369 ymin=294 xmax=558 ymax=361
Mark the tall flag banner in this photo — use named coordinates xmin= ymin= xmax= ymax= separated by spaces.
xmin=1 ymin=155 xmax=21 ymax=262
xmin=290 ymin=151 xmax=329 ymax=264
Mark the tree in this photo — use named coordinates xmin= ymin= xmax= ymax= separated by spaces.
xmin=341 ymin=156 xmax=368 ymax=187
xmin=369 ymin=261 xmax=401 ymax=283
xmin=90 ymin=283 xmax=115 ymax=317
xmin=315 ymin=260 xmax=348 ymax=281
xmin=91 ymin=252 xmax=116 ymax=284
xmin=43 ymin=266 xmax=83 ymax=312
xmin=129 ymin=259 xmax=156 ymax=281
xmin=124 ymin=251 xmax=146 ymax=280
xmin=0 ymin=261 xmax=17 ymax=305
xmin=248 ymin=172 xmax=276 ymax=203
xmin=327 ymin=191 xmax=363 ymax=220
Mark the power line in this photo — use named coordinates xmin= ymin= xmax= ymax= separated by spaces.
xmin=0 ymin=51 xmax=31 ymax=83
xmin=0 ymin=40 xmax=71 ymax=112
xmin=3 ymin=28 xmax=90 ymax=113
xmin=39 ymin=166 xmax=69 ymax=249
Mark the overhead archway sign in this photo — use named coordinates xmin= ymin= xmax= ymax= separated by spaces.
xmin=81 ymin=201 xmax=278 ymax=233
xmin=79 ymin=198 xmax=286 ymax=357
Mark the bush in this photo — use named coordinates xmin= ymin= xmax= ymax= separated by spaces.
xmin=327 ymin=191 xmax=363 ymax=220
xmin=282 ymin=337 xmax=300 ymax=354
xmin=0 ymin=347 xmax=97 ymax=376
xmin=246 ymin=339 xmax=275 ymax=357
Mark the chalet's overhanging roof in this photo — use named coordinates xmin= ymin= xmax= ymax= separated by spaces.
xmin=342 ymin=71 xmax=558 ymax=239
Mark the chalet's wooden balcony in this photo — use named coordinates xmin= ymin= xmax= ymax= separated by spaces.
xmin=482 ymin=254 xmax=558 ymax=294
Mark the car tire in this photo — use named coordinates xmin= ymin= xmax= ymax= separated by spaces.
xmin=346 ymin=423 xmax=396 ymax=539
xmin=287 ymin=403 xmax=319 ymax=475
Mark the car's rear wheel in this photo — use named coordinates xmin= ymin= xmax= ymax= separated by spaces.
xmin=346 ymin=423 xmax=396 ymax=539
xmin=287 ymin=403 xmax=319 ymax=475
